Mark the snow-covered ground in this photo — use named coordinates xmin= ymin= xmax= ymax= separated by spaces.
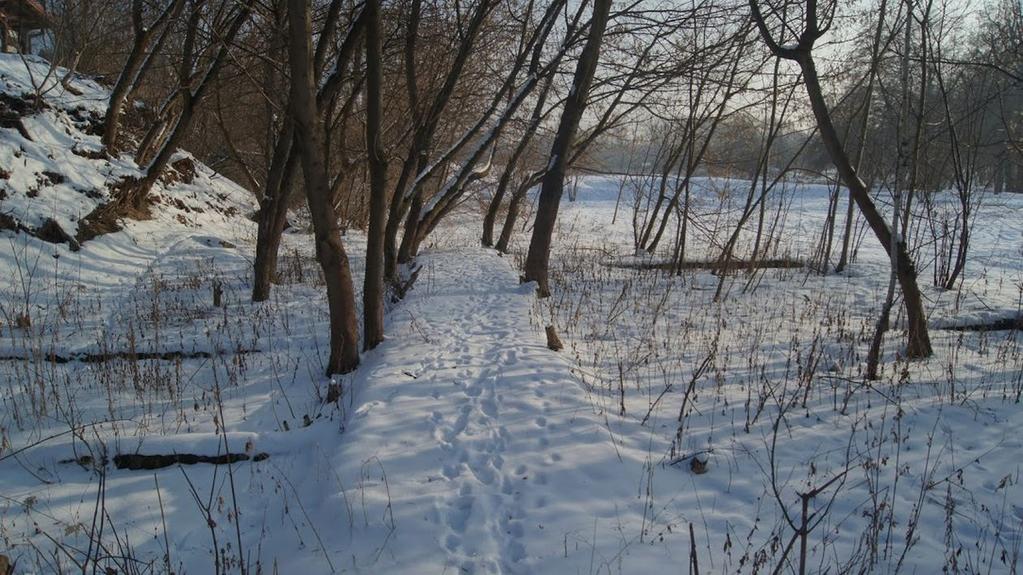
xmin=522 ymin=176 xmax=1023 ymax=573
xmin=2 ymin=52 xmax=1023 ymax=574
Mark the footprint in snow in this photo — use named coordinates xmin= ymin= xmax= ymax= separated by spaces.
xmin=470 ymin=460 xmax=496 ymax=485
xmin=443 ymin=462 xmax=461 ymax=479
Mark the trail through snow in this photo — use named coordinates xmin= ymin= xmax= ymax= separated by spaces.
xmin=331 ymin=248 xmax=672 ymax=574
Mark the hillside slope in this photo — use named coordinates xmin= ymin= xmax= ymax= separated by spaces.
xmin=0 ymin=54 xmax=252 ymax=249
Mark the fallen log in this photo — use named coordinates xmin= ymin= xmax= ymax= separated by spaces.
xmin=942 ymin=316 xmax=1022 ymax=332
xmin=113 ymin=451 xmax=269 ymax=470
xmin=0 ymin=348 xmax=259 ymax=364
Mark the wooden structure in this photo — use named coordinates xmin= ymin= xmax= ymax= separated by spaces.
xmin=0 ymin=0 xmax=50 ymax=53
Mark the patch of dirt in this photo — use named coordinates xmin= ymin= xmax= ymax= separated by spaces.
xmin=171 ymin=156 xmax=197 ymax=183
xmin=69 ymin=106 xmax=104 ymax=136
xmin=75 ymin=186 xmax=104 ymax=200
xmin=0 ymin=212 xmax=80 ymax=250
xmin=0 ymin=92 xmax=40 ymax=141
xmin=40 ymin=170 xmax=66 ymax=185
xmin=35 ymin=218 xmax=79 ymax=250
xmin=76 ymin=177 xmax=147 ymax=243
xmin=0 ymin=91 xmax=36 ymax=116
xmin=76 ymin=203 xmax=123 ymax=243
xmin=71 ymin=145 xmax=108 ymax=160
xmin=161 ymin=156 xmax=197 ymax=187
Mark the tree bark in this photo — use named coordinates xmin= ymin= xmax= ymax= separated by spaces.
xmin=127 ymin=0 xmax=253 ymax=209
xmin=363 ymin=0 xmax=388 ymax=351
xmin=522 ymin=0 xmax=612 ymax=297
xmin=103 ymin=0 xmax=185 ymax=152
xmin=287 ymin=0 xmax=360 ymax=375
xmin=383 ymin=0 xmax=498 ymax=282
xmin=252 ymin=133 xmax=298 ymax=302
xmin=747 ymin=0 xmax=932 ymax=359
xmin=797 ymin=55 xmax=932 ymax=358
xmin=836 ymin=0 xmax=888 ymax=273
xmin=252 ymin=5 xmax=366 ymax=302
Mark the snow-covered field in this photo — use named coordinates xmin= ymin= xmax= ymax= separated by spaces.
xmin=524 ymin=177 xmax=1023 ymax=573
xmin=2 ymin=52 xmax=1023 ymax=574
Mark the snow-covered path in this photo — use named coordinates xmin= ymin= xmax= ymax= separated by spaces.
xmin=329 ymin=248 xmax=676 ymax=574
xmin=1 ymin=234 xmax=687 ymax=575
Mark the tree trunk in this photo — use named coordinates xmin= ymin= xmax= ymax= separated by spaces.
xmin=837 ymin=0 xmax=888 ymax=273
xmin=287 ymin=0 xmax=360 ymax=375
xmin=363 ymin=0 xmax=388 ymax=351
xmin=482 ymin=160 xmax=518 ymax=247
xmin=252 ymin=110 xmax=297 ymax=301
xmin=483 ymin=65 xmax=559 ymax=248
xmin=103 ymin=0 xmax=185 ymax=152
xmin=496 ymin=174 xmax=539 ymax=253
xmin=522 ymin=0 xmax=612 ymax=297
xmin=130 ymin=100 xmax=196 ymax=208
xmin=397 ymin=191 xmax=423 ymax=266
xmin=252 ymin=5 xmax=366 ymax=303
xmin=797 ymin=54 xmax=932 ymax=358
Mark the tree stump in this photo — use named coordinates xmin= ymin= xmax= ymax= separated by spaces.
xmin=545 ymin=325 xmax=563 ymax=351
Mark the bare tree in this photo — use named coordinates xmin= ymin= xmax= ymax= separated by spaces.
xmin=252 ymin=1 xmax=365 ymax=302
xmin=749 ymin=0 xmax=933 ymax=358
xmin=363 ymin=0 xmax=387 ymax=351
xmin=287 ymin=0 xmax=360 ymax=375
xmin=383 ymin=0 xmax=500 ymax=282
xmin=522 ymin=0 xmax=613 ymax=297
xmin=102 ymin=0 xmax=186 ymax=153
xmin=403 ymin=0 xmax=571 ymax=257
xmin=835 ymin=0 xmax=891 ymax=272
xmin=123 ymin=0 xmax=255 ymax=210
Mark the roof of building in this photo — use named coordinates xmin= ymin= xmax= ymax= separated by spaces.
xmin=0 ymin=0 xmax=51 ymax=30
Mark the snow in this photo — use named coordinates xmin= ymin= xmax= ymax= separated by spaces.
xmin=0 ymin=54 xmax=250 ymax=241
xmin=3 ymin=54 xmax=1023 ymax=574
xmin=433 ymin=174 xmax=1023 ymax=573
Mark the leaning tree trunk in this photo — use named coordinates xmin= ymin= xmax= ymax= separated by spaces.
xmin=798 ymin=54 xmax=932 ymax=358
xmin=482 ymin=155 xmax=520 ymax=247
xmin=522 ymin=0 xmax=612 ymax=297
xmin=496 ymin=173 xmax=540 ymax=253
xmin=837 ymin=0 xmax=888 ymax=273
xmin=103 ymin=0 xmax=185 ymax=152
xmin=287 ymin=0 xmax=360 ymax=375
xmin=252 ymin=130 xmax=298 ymax=302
